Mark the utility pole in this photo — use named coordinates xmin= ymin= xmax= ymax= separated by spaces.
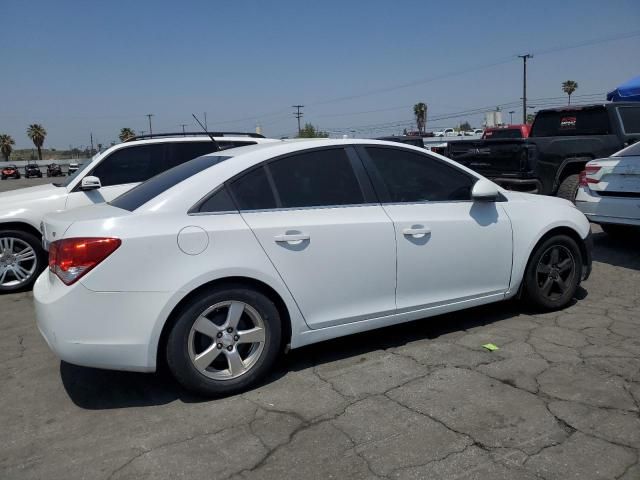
xmin=292 ymin=105 xmax=304 ymax=135
xmin=180 ymin=124 xmax=188 ymax=135
xmin=204 ymin=112 xmax=208 ymax=130
xmin=509 ymin=111 xmax=515 ymax=124
xmin=146 ymin=114 xmax=154 ymax=137
xmin=90 ymin=132 xmax=94 ymax=154
xmin=517 ymin=54 xmax=533 ymax=124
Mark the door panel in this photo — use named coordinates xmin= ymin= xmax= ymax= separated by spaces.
xmin=383 ymin=201 xmax=512 ymax=310
xmin=241 ymin=206 xmax=396 ymax=328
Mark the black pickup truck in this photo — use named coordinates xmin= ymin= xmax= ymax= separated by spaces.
xmin=446 ymin=103 xmax=640 ymax=200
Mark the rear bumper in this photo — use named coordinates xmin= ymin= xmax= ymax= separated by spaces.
xmin=33 ymin=271 xmax=172 ymax=372
xmin=576 ymin=187 xmax=640 ymax=226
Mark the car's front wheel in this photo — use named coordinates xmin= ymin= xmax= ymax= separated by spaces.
xmin=166 ymin=285 xmax=282 ymax=396
xmin=0 ymin=230 xmax=47 ymax=293
xmin=522 ymin=234 xmax=583 ymax=311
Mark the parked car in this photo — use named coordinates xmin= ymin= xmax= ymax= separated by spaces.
xmin=376 ymin=135 xmax=425 ymax=148
xmin=433 ymin=128 xmax=457 ymax=137
xmin=46 ymin=163 xmax=64 ymax=177
xmin=35 ymin=139 xmax=592 ymax=396
xmin=0 ymin=133 xmax=276 ymax=292
xmin=575 ymin=141 xmax=640 ymax=235
xmin=446 ymin=103 xmax=640 ymax=199
xmin=482 ymin=124 xmax=530 ymax=140
xmin=1 ymin=165 xmax=20 ymax=180
xmin=25 ymin=164 xmax=43 ymax=178
xmin=67 ymin=163 xmax=79 ymax=176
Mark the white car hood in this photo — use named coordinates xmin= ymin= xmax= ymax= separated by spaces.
xmin=0 ymin=183 xmax=64 ymax=204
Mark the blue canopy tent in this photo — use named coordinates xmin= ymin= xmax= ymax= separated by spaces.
xmin=607 ymin=76 xmax=640 ymax=102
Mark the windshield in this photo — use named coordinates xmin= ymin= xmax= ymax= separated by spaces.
xmin=54 ymin=156 xmax=97 ymax=187
xmin=110 ymin=154 xmax=231 ymax=212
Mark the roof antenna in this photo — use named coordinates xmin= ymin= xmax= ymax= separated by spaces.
xmin=191 ymin=113 xmax=220 ymax=151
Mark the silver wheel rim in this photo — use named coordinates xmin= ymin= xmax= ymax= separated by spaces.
xmin=188 ymin=301 xmax=266 ymax=381
xmin=536 ymin=245 xmax=576 ymax=301
xmin=0 ymin=237 xmax=37 ymax=288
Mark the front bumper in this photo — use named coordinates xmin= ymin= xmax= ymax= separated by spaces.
xmin=33 ymin=270 xmax=173 ymax=372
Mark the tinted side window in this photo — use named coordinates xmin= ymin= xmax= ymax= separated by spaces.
xmin=618 ymin=107 xmax=640 ymax=134
xmin=198 ymin=186 xmax=237 ymax=213
xmin=167 ymin=142 xmax=221 ymax=168
xmin=269 ymin=148 xmax=364 ymax=208
xmin=229 ymin=167 xmax=276 ymax=210
xmin=530 ymin=108 xmax=611 ymax=137
xmin=91 ymin=144 xmax=165 ymax=187
xmin=366 ymin=147 xmax=474 ymax=202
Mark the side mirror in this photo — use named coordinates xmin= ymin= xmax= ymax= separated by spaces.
xmin=80 ymin=176 xmax=101 ymax=191
xmin=472 ymin=179 xmax=500 ymax=202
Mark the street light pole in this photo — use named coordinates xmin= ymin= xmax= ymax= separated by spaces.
xmin=180 ymin=124 xmax=188 ymax=136
xmin=509 ymin=111 xmax=515 ymax=124
xmin=146 ymin=114 xmax=154 ymax=137
xmin=517 ymin=54 xmax=533 ymax=124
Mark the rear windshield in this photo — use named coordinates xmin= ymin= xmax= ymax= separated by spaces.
xmin=613 ymin=141 xmax=640 ymax=157
xmin=530 ymin=108 xmax=611 ymax=137
xmin=110 ymin=154 xmax=231 ymax=211
xmin=483 ymin=129 xmax=524 ymax=139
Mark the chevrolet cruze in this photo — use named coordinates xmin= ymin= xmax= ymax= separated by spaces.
xmin=34 ymin=139 xmax=592 ymax=396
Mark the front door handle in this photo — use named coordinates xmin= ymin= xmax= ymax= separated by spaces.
xmin=403 ymin=226 xmax=431 ymax=238
xmin=274 ymin=233 xmax=310 ymax=243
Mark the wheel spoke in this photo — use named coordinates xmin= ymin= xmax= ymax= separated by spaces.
xmin=236 ymin=326 xmax=265 ymax=345
xmin=193 ymin=315 xmax=220 ymax=339
xmin=0 ymin=267 xmax=7 ymax=284
xmin=557 ymin=258 xmax=573 ymax=273
xmin=550 ymin=247 xmax=559 ymax=265
xmin=193 ymin=345 xmax=222 ymax=371
xmin=537 ymin=263 xmax=551 ymax=274
xmin=12 ymin=265 xmax=30 ymax=281
xmin=225 ymin=302 xmax=245 ymax=330
xmin=556 ymin=276 xmax=567 ymax=292
xmin=225 ymin=349 xmax=245 ymax=376
xmin=541 ymin=276 xmax=554 ymax=296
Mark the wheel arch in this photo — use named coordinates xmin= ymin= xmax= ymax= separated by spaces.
xmin=553 ymin=157 xmax=592 ymax=194
xmin=0 ymin=221 xmax=42 ymax=240
xmin=155 ymin=276 xmax=292 ymax=370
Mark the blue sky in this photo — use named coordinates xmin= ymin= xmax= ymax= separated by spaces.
xmin=2 ymin=0 xmax=639 ymax=148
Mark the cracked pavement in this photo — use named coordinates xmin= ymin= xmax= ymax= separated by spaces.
xmin=1 ymin=224 xmax=639 ymax=479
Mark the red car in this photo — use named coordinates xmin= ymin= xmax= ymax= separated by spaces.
xmin=1 ymin=164 xmax=21 ymax=180
xmin=482 ymin=124 xmax=531 ymax=140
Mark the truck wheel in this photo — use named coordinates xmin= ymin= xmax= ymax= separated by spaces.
xmin=556 ymin=174 xmax=580 ymax=203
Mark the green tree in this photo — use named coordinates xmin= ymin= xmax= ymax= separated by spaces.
xmin=413 ymin=103 xmax=427 ymax=135
xmin=562 ymin=80 xmax=578 ymax=105
xmin=526 ymin=113 xmax=536 ymax=124
xmin=119 ymin=127 xmax=136 ymax=142
xmin=296 ymin=123 xmax=329 ymax=138
xmin=26 ymin=124 xmax=47 ymax=160
xmin=459 ymin=121 xmax=472 ymax=131
xmin=0 ymin=134 xmax=15 ymax=161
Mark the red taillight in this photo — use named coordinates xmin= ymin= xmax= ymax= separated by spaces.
xmin=49 ymin=237 xmax=121 ymax=285
xmin=578 ymin=165 xmax=601 ymax=187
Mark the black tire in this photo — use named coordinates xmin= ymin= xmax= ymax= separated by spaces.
xmin=166 ymin=285 xmax=282 ymax=396
xmin=523 ymin=234 xmax=583 ymax=311
xmin=0 ymin=229 xmax=47 ymax=293
xmin=1 ymin=176 xmax=5 ymax=180
xmin=556 ymin=174 xmax=580 ymax=203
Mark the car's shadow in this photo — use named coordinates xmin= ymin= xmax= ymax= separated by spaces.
xmin=591 ymin=229 xmax=640 ymax=272
xmin=60 ymin=297 xmax=579 ymax=410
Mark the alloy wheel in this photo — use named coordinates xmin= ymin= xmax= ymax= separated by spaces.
xmin=0 ymin=237 xmax=38 ymax=288
xmin=535 ymin=245 xmax=575 ymax=301
xmin=187 ymin=301 xmax=266 ymax=380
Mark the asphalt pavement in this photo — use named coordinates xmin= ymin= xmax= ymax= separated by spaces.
xmin=1 ymin=178 xmax=639 ymax=479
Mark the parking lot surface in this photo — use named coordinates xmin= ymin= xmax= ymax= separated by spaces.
xmin=1 ymin=179 xmax=639 ymax=479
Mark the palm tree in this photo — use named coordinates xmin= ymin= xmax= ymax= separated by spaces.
xmin=26 ymin=124 xmax=47 ymax=160
xmin=0 ymin=134 xmax=15 ymax=161
xmin=119 ymin=127 xmax=136 ymax=142
xmin=562 ymin=80 xmax=578 ymax=105
xmin=413 ymin=103 xmax=427 ymax=135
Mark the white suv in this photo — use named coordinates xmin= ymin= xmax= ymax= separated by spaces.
xmin=0 ymin=133 xmax=277 ymax=292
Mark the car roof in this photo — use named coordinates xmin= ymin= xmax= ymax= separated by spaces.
xmin=118 ymin=135 xmax=278 ymax=147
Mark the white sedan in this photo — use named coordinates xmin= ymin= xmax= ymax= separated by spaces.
xmin=34 ymin=139 xmax=592 ymax=396
xmin=575 ymin=141 xmax=640 ymax=236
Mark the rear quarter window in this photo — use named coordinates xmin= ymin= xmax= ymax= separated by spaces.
xmin=618 ymin=107 xmax=640 ymax=134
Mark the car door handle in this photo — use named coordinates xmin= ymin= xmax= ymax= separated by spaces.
xmin=274 ymin=233 xmax=310 ymax=243
xmin=403 ymin=226 xmax=431 ymax=238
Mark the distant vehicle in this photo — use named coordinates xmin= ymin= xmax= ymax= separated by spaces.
xmin=25 ymin=164 xmax=43 ymax=178
xmin=575 ymin=141 xmax=640 ymax=236
xmin=46 ymin=163 xmax=64 ymax=177
xmin=67 ymin=163 xmax=79 ymax=176
xmin=0 ymin=133 xmax=277 ymax=292
xmin=433 ymin=128 xmax=457 ymax=137
xmin=376 ymin=135 xmax=425 ymax=148
xmin=446 ymin=103 xmax=640 ymax=200
xmin=482 ymin=124 xmax=530 ymax=140
xmin=1 ymin=165 xmax=21 ymax=180
xmin=473 ymin=128 xmax=484 ymax=135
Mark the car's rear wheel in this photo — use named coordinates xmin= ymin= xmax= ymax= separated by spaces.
xmin=0 ymin=230 xmax=47 ymax=293
xmin=556 ymin=174 xmax=580 ymax=203
xmin=523 ymin=234 xmax=582 ymax=311
xmin=166 ymin=286 xmax=281 ymax=396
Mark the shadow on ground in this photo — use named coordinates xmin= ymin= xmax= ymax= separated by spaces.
xmin=60 ymin=298 xmax=561 ymax=410
xmin=592 ymin=229 xmax=640 ymax=271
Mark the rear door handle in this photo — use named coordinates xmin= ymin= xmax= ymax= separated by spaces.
xmin=274 ymin=233 xmax=310 ymax=243
xmin=403 ymin=226 xmax=431 ymax=238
